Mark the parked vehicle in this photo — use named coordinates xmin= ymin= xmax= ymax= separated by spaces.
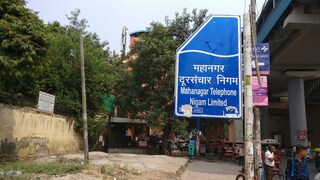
xmin=314 ymin=147 xmax=320 ymax=170
xmin=306 ymin=147 xmax=312 ymax=162
xmin=206 ymin=140 xmax=215 ymax=161
xmin=223 ymin=141 xmax=234 ymax=160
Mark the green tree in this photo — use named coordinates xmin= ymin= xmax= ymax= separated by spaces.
xmin=0 ymin=0 xmax=48 ymax=99
xmin=0 ymin=2 xmax=121 ymax=146
xmin=116 ymin=9 xmax=208 ymax=153
xmin=34 ymin=10 xmax=121 ymax=144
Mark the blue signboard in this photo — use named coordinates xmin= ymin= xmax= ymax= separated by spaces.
xmin=252 ymin=43 xmax=270 ymax=75
xmin=174 ymin=15 xmax=242 ymax=119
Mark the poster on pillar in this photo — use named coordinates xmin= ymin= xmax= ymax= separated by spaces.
xmin=298 ymin=129 xmax=307 ymax=140
xmin=252 ymin=76 xmax=268 ymax=106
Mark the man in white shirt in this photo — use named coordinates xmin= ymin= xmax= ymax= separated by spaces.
xmin=264 ymin=145 xmax=275 ymax=180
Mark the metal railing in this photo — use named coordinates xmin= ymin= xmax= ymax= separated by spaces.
xmin=305 ymin=78 xmax=320 ymax=99
xmin=256 ymin=0 xmax=281 ymax=33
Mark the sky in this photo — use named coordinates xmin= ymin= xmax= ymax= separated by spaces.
xmin=26 ymin=0 xmax=266 ymax=54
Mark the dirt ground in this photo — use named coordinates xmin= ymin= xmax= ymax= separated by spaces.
xmin=33 ymin=151 xmax=189 ymax=180
xmin=7 ymin=152 xmax=319 ymax=179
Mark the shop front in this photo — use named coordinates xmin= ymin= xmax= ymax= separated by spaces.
xmin=107 ymin=117 xmax=149 ymax=154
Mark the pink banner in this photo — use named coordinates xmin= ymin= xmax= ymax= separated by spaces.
xmin=252 ymin=76 xmax=268 ymax=106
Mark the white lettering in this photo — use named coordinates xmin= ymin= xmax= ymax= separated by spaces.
xmin=210 ymin=88 xmax=237 ymax=97
xmin=179 ymin=76 xmax=187 ymax=86
xmin=216 ymin=74 xmax=238 ymax=85
xmin=179 ymin=76 xmax=212 ymax=86
xmin=216 ymin=74 xmax=226 ymax=84
xmin=193 ymin=64 xmax=225 ymax=73
xmin=190 ymin=98 xmax=206 ymax=107
xmin=207 ymin=98 xmax=228 ymax=106
xmin=181 ymin=87 xmax=209 ymax=97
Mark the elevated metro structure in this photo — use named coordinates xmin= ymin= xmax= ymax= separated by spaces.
xmin=256 ymin=0 xmax=320 ymax=147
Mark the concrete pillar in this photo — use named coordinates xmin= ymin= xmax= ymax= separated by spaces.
xmin=260 ymin=107 xmax=269 ymax=139
xmin=233 ymin=120 xmax=244 ymax=143
xmin=288 ymin=78 xmax=308 ymax=146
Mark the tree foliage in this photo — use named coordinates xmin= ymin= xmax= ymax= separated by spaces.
xmin=0 ymin=0 xmax=48 ymax=97
xmin=116 ymin=9 xmax=209 ymax=150
xmin=35 ymin=10 xmax=121 ymax=140
xmin=0 ymin=2 xmax=122 ymax=143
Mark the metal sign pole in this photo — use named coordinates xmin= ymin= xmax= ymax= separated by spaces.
xmin=196 ymin=118 xmax=201 ymax=158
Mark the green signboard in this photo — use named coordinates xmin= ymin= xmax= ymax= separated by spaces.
xmin=101 ymin=94 xmax=116 ymax=113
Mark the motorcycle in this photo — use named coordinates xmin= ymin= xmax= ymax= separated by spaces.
xmin=314 ymin=147 xmax=320 ymax=170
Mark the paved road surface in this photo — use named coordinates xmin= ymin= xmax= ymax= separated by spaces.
xmin=181 ymin=156 xmax=319 ymax=180
xmin=181 ymin=159 xmax=240 ymax=180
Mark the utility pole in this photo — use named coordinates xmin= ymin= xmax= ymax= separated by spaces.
xmin=121 ymin=26 xmax=128 ymax=58
xmin=250 ymin=0 xmax=261 ymax=83
xmin=243 ymin=13 xmax=255 ymax=180
xmin=250 ymin=1 xmax=263 ymax=179
xmin=80 ymin=30 xmax=89 ymax=161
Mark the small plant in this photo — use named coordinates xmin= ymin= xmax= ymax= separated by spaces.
xmin=0 ymin=162 xmax=87 ymax=175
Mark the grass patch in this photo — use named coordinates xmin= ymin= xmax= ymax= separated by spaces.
xmin=0 ymin=162 xmax=87 ymax=175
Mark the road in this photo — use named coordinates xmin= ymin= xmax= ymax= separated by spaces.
xmin=181 ymin=156 xmax=319 ymax=180
xmin=181 ymin=159 xmax=240 ymax=180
